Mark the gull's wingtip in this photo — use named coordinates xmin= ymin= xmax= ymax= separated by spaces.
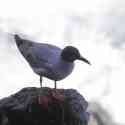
xmin=14 ymin=34 xmax=21 ymax=40
xmin=14 ymin=34 xmax=23 ymax=47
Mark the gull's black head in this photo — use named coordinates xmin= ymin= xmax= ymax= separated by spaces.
xmin=61 ymin=46 xmax=91 ymax=65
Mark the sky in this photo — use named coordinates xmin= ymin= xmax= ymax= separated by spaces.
xmin=0 ymin=0 xmax=125 ymax=124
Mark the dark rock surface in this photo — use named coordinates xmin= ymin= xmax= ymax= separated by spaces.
xmin=0 ymin=87 xmax=89 ymax=125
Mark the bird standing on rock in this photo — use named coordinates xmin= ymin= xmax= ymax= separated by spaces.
xmin=14 ymin=34 xmax=91 ymax=89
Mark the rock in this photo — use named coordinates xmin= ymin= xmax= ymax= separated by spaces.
xmin=0 ymin=87 xmax=89 ymax=125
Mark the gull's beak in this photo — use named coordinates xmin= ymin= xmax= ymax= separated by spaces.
xmin=78 ymin=56 xmax=91 ymax=65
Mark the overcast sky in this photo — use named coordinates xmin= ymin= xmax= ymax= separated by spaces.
xmin=0 ymin=0 xmax=125 ymax=124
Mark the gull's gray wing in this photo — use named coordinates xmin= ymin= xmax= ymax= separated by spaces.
xmin=14 ymin=35 xmax=61 ymax=68
xmin=25 ymin=43 xmax=62 ymax=69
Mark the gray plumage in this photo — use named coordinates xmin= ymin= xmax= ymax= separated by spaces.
xmin=14 ymin=34 xmax=90 ymax=88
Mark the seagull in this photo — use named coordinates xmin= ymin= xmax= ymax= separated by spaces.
xmin=14 ymin=34 xmax=91 ymax=89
